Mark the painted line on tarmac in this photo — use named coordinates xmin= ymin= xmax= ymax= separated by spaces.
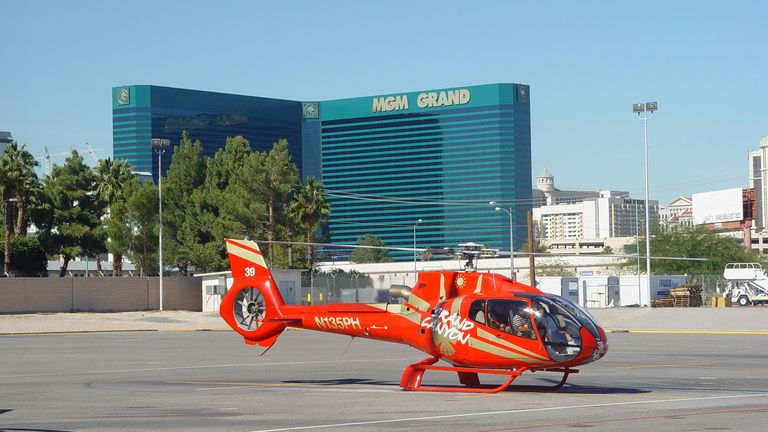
xmin=607 ymin=329 xmax=768 ymax=335
xmin=0 ymin=329 xmax=159 ymax=336
xmin=248 ymin=393 xmax=768 ymax=432
xmin=474 ymin=406 xmax=768 ymax=431
xmin=0 ymin=326 xmax=298 ymax=335
xmin=0 ymin=328 xmax=233 ymax=336
xmin=0 ymin=357 xmax=420 ymax=379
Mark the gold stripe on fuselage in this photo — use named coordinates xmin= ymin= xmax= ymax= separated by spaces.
xmin=408 ymin=294 xmax=431 ymax=312
xmin=475 ymin=327 xmax=549 ymax=361
xmin=474 ymin=274 xmax=484 ymax=293
xmin=440 ymin=274 xmax=446 ymax=301
xmin=468 ymin=337 xmax=545 ymax=363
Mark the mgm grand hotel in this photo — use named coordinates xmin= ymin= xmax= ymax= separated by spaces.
xmin=112 ymin=83 xmax=532 ymax=259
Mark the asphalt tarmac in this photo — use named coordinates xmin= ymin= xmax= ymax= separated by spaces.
xmin=1 ymin=328 xmax=767 ymax=432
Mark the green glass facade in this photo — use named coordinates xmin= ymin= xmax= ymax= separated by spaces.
xmin=320 ymin=83 xmax=531 ymax=260
xmin=111 ymin=85 xmax=320 ymax=183
xmin=111 ymin=83 xmax=531 ymax=260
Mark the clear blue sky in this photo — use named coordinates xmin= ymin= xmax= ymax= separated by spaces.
xmin=3 ymin=0 xmax=766 ymax=204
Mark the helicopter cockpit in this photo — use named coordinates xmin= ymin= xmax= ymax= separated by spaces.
xmin=469 ymin=295 xmax=603 ymax=362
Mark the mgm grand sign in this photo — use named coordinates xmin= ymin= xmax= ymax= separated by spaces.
xmin=372 ymin=88 xmax=471 ymax=113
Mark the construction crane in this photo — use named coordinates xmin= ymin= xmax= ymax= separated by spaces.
xmin=35 ymin=144 xmax=106 ymax=175
xmin=85 ymin=143 xmax=105 ymax=165
xmin=35 ymin=147 xmax=69 ymax=176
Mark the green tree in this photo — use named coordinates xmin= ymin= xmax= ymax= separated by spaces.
xmin=0 ymin=141 xmax=39 ymax=275
xmin=228 ymin=150 xmax=268 ymax=245
xmin=262 ymin=139 xmax=299 ymax=265
xmin=163 ymin=132 xmax=207 ymax=275
xmin=622 ymin=226 xmax=765 ymax=280
xmin=289 ymin=177 xmax=330 ymax=269
xmin=125 ymin=181 xmax=158 ymax=276
xmin=419 ymin=247 xmax=433 ymax=262
xmin=0 ymin=234 xmax=47 ymax=276
xmin=537 ymin=259 xmax=577 ymax=277
xmin=517 ymin=239 xmax=548 ymax=253
xmin=35 ymin=151 xmax=101 ymax=276
xmin=349 ymin=233 xmax=391 ymax=263
xmin=183 ymin=135 xmax=261 ymax=272
xmin=93 ymin=158 xmax=135 ymax=275
xmin=0 ymin=142 xmax=39 ymax=236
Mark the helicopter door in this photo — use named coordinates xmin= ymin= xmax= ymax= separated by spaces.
xmin=486 ymin=299 xmax=536 ymax=340
xmin=469 ymin=299 xmax=536 ymax=340
xmin=429 ymin=300 xmax=474 ymax=356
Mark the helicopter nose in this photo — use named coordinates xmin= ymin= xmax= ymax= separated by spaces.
xmin=591 ymin=326 xmax=608 ymax=361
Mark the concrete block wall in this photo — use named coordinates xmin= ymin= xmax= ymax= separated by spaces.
xmin=0 ymin=277 xmax=202 ymax=314
xmin=0 ymin=278 xmax=73 ymax=313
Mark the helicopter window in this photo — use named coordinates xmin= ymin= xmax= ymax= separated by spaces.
xmin=486 ymin=300 xmax=536 ymax=339
xmin=531 ymin=298 xmax=582 ymax=362
xmin=469 ymin=300 xmax=486 ymax=324
xmin=548 ymin=296 xmax=601 ymax=340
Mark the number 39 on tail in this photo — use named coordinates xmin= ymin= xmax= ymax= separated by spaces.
xmin=220 ymin=238 xmax=608 ymax=393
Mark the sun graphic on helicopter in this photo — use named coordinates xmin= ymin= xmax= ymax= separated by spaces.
xmin=455 ymin=276 xmax=466 ymax=289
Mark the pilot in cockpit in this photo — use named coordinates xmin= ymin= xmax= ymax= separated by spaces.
xmin=510 ymin=307 xmax=533 ymax=338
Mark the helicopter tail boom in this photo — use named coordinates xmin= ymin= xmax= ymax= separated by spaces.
xmin=220 ymin=238 xmax=293 ymax=352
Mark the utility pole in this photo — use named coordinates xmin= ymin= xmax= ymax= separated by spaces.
xmin=527 ymin=210 xmax=536 ymax=287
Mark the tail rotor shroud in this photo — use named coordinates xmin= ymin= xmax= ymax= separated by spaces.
xmin=234 ymin=287 xmax=266 ymax=331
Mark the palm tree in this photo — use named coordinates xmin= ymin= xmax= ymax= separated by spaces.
xmin=94 ymin=158 xmax=135 ymax=276
xmin=0 ymin=142 xmax=39 ymax=235
xmin=0 ymin=142 xmax=39 ymax=275
xmin=289 ymin=177 xmax=330 ymax=269
xmin=94 ymin=158 xmax=134 ymax=205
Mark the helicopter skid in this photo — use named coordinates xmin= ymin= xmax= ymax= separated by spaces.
xmin=512 ymin=367 xmax=579 ymax=391
xmin=401 ymin=357 xmax=541 ymax=393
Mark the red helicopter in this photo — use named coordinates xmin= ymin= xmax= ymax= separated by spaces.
xmin=219 ymin=238 xmax=608 ymax=393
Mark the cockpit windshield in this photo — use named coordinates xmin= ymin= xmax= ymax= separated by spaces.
xmin=547 ymin=296 xmax=602 ymax=340
xmin=530 ymin=297 xmax=584 ymax=362
xmin=469 ymin=295 xmax=603 ymax=362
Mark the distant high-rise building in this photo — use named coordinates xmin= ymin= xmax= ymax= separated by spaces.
xmin=0 ymin=131 xmax=13 ymax=154
xmin=749 ymin=137 xmax=768 ymax=230
xmin=532 ymin=169 xmax=599 ymax=207
xmin=321 ymin=84 xmax=532 ymax=259
xmin=111 ymin=85 xmax=318 ymax=184
xmin=534 ymin=190 xmax=657 ymax=241
xmin=112 ymin=83 xmax=532 ymax=259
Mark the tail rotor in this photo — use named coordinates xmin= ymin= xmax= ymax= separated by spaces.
xmin=221 ymin=238 xmax=292 ymax=351
xmin=234 ymin=287 xmax=267 ymax=331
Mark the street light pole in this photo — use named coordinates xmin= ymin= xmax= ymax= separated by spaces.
xmin=633 ymin=102 xmax=657 ymax=306
xmin=490 ymin=201 xmax=515 ymax=280
xmin=635 ymin=201 xmax=641 ymax=305
xmin=151 ymin=138 xmax=170 ymax=311
xmin=413 ymin=218 xmax=422 ymax=281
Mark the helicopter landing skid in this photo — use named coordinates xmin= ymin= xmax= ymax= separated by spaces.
xmin=511 ymin=367 xmax=579 ymax=391
xmin=401 ymin=357 xmax=554 ymax=393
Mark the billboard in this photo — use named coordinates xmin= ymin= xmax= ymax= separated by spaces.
xmin=692 ymin=188 xmax=743 ymax=225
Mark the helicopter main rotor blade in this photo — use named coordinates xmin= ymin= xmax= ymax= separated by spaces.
xmin=495 ymin=251 xmax=708 ymax=261
xmin=251 ymin=240 xmax=707 ymax=261
xmin=252 ymin=239 xmax=425 ymax=252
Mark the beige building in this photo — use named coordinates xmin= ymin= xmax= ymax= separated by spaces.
xmin=532 ymin=170 xmax=657 ymax=254
xmin=659 ymin=196 xmax=694 ymax=231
